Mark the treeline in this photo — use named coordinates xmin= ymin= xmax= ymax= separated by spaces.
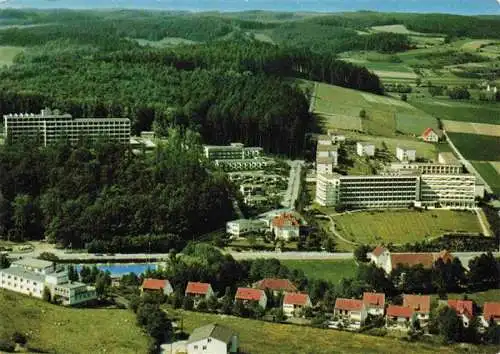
xmin=0 ymin=130 xmax=235 ymax=249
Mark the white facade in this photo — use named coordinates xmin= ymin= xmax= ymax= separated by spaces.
xmin=273 ymin=224 xmax=300 ymax=241
xmin=334 ymin=305 xmax=368 ymax=326
xmin=420 ymin=174 xmax=476 ymax=208
xmin=396 ymin=147 xmax=416 ymax=162
xmin=0 ymin=267 xmax=45 ymax=299
xmin=187 ymin=338 xmax=228 ymax=354
xmin=356 ymin=142 xmax=375 ymax=157
xmin=389 ymin=162 xmax=462 ymax=175
xmin=226 ymin=219 xmax=266 ymax=237
xmin=204 ymin=143 xmax=262 ymax=161
xmin=282 ymin=296 xmax=312 ymax=317
xmin=3 ymin=109 xmax=130 ymax=146
xmin=370 ymin=248 xmax=392 ymax=274
xmin=422 ymin=129 xmax=439 ymax=142
xmin=214 ymin=158 xmax=273 ymax=171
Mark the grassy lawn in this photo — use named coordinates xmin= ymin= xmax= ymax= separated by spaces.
xmin=332 ymin=210 xmax=483 ymax=245
xmin=281 ymin=259 xmax=358 ymax=284
xmin=178 ymin=310 xmax=460 ymax=354
xmin=446 ymin=289 xmax=500 ymax=305
xmin=472 ymin=161 xmax=500 ymax=196
xmin=0 ymin=290 xmax=150 ymax=353
xmin=0 ymin=46 xmax=23 ymax=66
xmin=447 ymin=133 xmax=500 ymax=161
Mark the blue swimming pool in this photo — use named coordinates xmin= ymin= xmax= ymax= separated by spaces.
xmin=75 ymin=263 xmax=158 ymax=276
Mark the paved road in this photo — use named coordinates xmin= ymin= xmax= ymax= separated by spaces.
xmin=281 ymin=160 xmax=304 ymax=209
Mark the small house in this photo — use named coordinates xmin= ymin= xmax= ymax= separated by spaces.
xmin=403 ymin=295 xmax=431 ymax=323
xmin=271 ymin=213 xmax=300 ymax=241
xmin=282 ymin=292 xmax=312 ymax=317
xmin=253 ymin=278 xmax=297 ymax=296
xmin=235 ymin=287 xmax=267 ymax=309
xmin=334 ymin=298 xmax=367 ymax=327
xmin=446 ymin=299 xmax=474 ymax=327
xmin=185 ymin=282 xmax=214 ymax=305
xmin=141 ymin=278 xmax=173 ymax=296
xmin=386 ymin=305 xmax=414 ymax=329
xmin=482 ymin=302 xmax=500 ymax=327
xmin=356 ymin=142 xmax=375 ymax=157
xmin=186 ymin=323 xmax=239 ymax=354
xmin=421 ymin=128 xmax=440 ymax=143
xmin=363 ymin=292 xmax=386 ymax=316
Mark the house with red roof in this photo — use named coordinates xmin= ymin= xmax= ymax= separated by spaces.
xmin=445 ymin=299 xmax=474 ymax=327
xmin=235 ymin=287 xmax=267 ymax=309
xmin=141 ymin=278 xmax=173 ymax=296
xmin=363 ymin=292 xmax=386 ymax=316
xmin=421 ymin=127 xmax=440 ymax=143
xmin=185 ymin=282 xmax=214 ymax=306
xmin=386 ymin=305 xmax=414 ymax=329
xmin=253 ymin=278 xmax=297 ymax=295
xmin=282 ymin=292 xmax=312 ymax=317
xmin=334 ymin=298 xmax=367 ymax=327
xmin=370 ymin=246 xmax=391 ymax=273
xmin=403 ymin=295 xmax=431 ymax=323
xmin=482 ymin=302 xmax=500 ymax=327
xmin=271 ymin=213 xmax=300 ymax=241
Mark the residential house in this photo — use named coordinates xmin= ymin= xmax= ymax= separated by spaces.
xmin=386 ymin=305 xmax=414 ymax=329
xmin=226 ymin=219 xmax=266 ymax=238
xmin=363 ymin=292 xmax=386 ymax=316
xmin=271 ymin=213 xmax=300 ymax=241
xmin=356 ymin=142 xmax=375 ymax=157
xmin=422 ymin=128 xmax=440 ymax=143
xmin=482 ymin=302 xmax=500 ymax=327
xmin=396 ymin=146 xmax=416 ymax=162
xmin=369 ymin=246 xmax=391 ymax=274
xmin=186 ymin=323 xmax=239 ymax=354
xmin=235 ymin=287 xmax=267 ymax=309
xmin=283 ymin=292 xmax=312 ymax=317
xmin=334 ymin=298 xmax=367 ymax=327
xmin=446 ymin=299 xmax=474 ymax=327
xmin=185 ymin=282 xmax=214 ymax=306
xmin=403 ymin=295 xmax=431 ymax=323
xmin=253 ymin=278 xmax=297 ymax=296
xmin=141 ymin=278 xmax=173 ymax=296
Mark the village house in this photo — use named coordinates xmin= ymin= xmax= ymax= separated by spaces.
xmin=482 ymin=302 xmax=500 ymax=327
xmin=185 ymin=282 xmax=214 ymax=306
xmin=386 ymin=305 xmax=414 ymax=329
xmin=403 ymin=295 xmax=431 ymax=324
xmin=271 ymin=213 xmax=300 ymax=241
xmin=235 ymin=287 xmax=267 ymax=309
xmin=363 ymin=292 xmax=386 ymax=316
xmin=334 ymin=298 xmax=367 ymax=327
xmin=253 ymin=278 xmax=297 ymax=296
xmin=141 ymin=278 xmax=173 ymax=296
xmin=185 ymin=323 xmax=239 ymax=354
xmin=445 ymin=299 xmax=474 ymax=327
xmin=282 ymin=292 xmax=312 ymax=317
xmin=421 ymin=128 xmax=440 ymax=143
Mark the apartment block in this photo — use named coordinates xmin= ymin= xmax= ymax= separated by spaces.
xmin=396 ymin=147 xmax=416 ymax=162
xmin=419 ymin=174 xmax=476 ymax=208
xmin=356 ymin=142 xmax=375 ymax=157
xmin=203 ymin=143 xmax=263 ymax=160
xmin=389 ymin=162 xmax=462 ymax=175
xmin=3 ymin=109 xmax=130 ymax=146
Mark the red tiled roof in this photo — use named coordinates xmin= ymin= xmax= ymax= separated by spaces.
xmin=283 ymin=292 xmax=310 ymax=306
xmin=272 ymin=213 xmax=300 ymax=228
xmin=391 ymin=253 xmax=435 ymax=269
xmin=335 ymin=298 xmax=364 ymax=311
xmin=235 ymin=287 xmax=265 ymax=301
xmin=483 ymin=302 xmax=500 ymax=321
xmin=254 ymin=278 xmax=297 ymax=292
xmin=435 ymin=250 xmax=454 ymax=264
xmin=142 ymin=278 xmax=169 ymax=290
xmin=387 ymin=305 xmax=413 ymax=318
xmin=185 ymin=282 xmax=211 ymax=295
xmin=363 ymin=292 xmax=385 ymax=308
xmin=422 ymin=127 xmax=436 ymax=138
xmin=447 ymin=299 xmax=473 ymax=318
xmin=403 ymin=295 xmax=431 ymax=314
xmin=372 ymin=246 xmax=387 ymax=257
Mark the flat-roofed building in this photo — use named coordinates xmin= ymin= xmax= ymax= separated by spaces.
xmin=214 ymin=158 xmax=273 ymax=172
xmin=420 ymin=174 xmax=476 ymax=208
xmin=389 ymin=162 xmax=462 ymax=175
xmin=226 ymin=219 xmax=266 ymax=238
xmin=396 ymin=146 xmax=416 ymax=162
xmin=438 ymin=152 xmax=460 ymax=165
xmin=3 ymin=109 xmax=130 ymax=146
xmin=203 ymin=143 xmax=263 ymax=161
xmin=11 ymin=258 xmax=60 ymax=275
xmin=316 ymin=156 xmax=335 ymax=174
xmin=0 ymin=267 xmax=45 ymax=298
xmin=356 ymin=142 xmax=375 ymax=157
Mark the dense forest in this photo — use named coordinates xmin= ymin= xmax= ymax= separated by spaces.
xmin=0 ymin=130 xmax=235 ymax=251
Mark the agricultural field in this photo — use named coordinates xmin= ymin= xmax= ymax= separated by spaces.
xmin=412 ymin=99 xmax=500 ymax=125
xmin=0 ymin=46 xmax=24 ymax=66
xmin=472 ymin=162 xmax=500 ymax=196
xmin=442 ymin=120 xmax=500 ymax=137
xmin=312 ymin=82 xmax=438 ymax=137
xmin=281 ymin=259 xmax=358 ymax=284
xmin=178 ymin=310 xmax=462 ymax=354
xmin=332 ymin=210 xmax=483 ymax=245
xmin=447 ymin=133 xmax=500 ymax=161
xmin=0 ymin=290 xmax=150 ymax=354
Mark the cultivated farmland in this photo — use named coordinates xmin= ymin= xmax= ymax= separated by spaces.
xmin=332 ymin=210 xmax=483 ymax=245
xmin=442 ymin=120 xmax=500 ymax=137
xmin=412 ymin=99 xmax=500 ymax=125
xmin=472 ymin=161 xmax=500 ymax=196
xmin=447 ymin=133 xmax=500 ymax=161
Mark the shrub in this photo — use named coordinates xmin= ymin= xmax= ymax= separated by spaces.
xmin=0 ymin=339 xmax=15 ymax=352
xmin=11 ymin=331 xmax=27 ymax=345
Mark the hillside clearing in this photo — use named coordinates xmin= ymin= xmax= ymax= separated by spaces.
xmin=0 ymin=46 xmax=23 ymax=66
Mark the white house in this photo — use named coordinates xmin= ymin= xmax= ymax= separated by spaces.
xmin=235 ymin=288 xmax=267 ymax=309
xmin=363 ymin=292 xmax=386 ymax=316
xmin=356 ymin=142 xmax=375 ymax=157
xmin=396 ymin=146 xmax=416 ymax=162
xmin=0 ymin=267 xmax=45 ymax=299
xmin=422 ymin=128 xmax=440 ymax=143
xmin=334 ymin=298 xmax=367 ymax=327
xmin=186 ymin=323 xmax=239 ymax=354
xmin=386 ymin=305 xmax=413 ymax=330
xmin=271 ymin=213 xmax=300 ymax=241
xmin=283 ymin=292 xmax=312 ymax=317
xmin=141 ymin=278 xmax=174 ymax=296
xmin=226 ymin=219 xmax=266 ymax=238
xmin=369 ymin=246 xmax=392 ymax=274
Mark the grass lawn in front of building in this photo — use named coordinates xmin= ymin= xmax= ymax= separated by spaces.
xmin=281 ymin=259 xmax=358 ymax=284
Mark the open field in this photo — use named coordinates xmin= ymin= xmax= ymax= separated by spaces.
xmin=332 ymin=210 xmax=483 ymax=245
xmin=447 ymin=133 xmax=500 ymax=161
xmin=442 ymin=120 xmax=500 ymax=137
xmin=446 ymin=289 xmax=500 ymax=305
xmin=0 ymin=46 xmax=23 ymax=66
xmin=313 ymin=82 xmax=438 ymax=136
xmin=281 ymin=259 xmax=358 ymax=284
xmin=472 ymin=161 xmax=500 ymax=196
xmin=179 ymin=310 xmax=462 ymax=354
xmin=0 ymin=290 xmax=150 ymax=353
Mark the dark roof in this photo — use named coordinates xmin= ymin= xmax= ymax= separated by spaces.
xmin=187 ymin=323 xmax=236 ymax=344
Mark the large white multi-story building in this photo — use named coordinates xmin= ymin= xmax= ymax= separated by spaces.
xmin=214 ymin=158 xmax=274 ymax=171
xmin=3 ymin=109 xmax=130 ymax=146
xmin=396 ymin=147 xmax=416 ymax=162
xmin=0 ymin=258 xmax=96 ymax=306
xmin=419 ymin=174 xmax=476 ymax=208
xmin=203 ymin=143 xmax=263 ymax=161
xmin=389 ymin=162 xmax=462 ymax=175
